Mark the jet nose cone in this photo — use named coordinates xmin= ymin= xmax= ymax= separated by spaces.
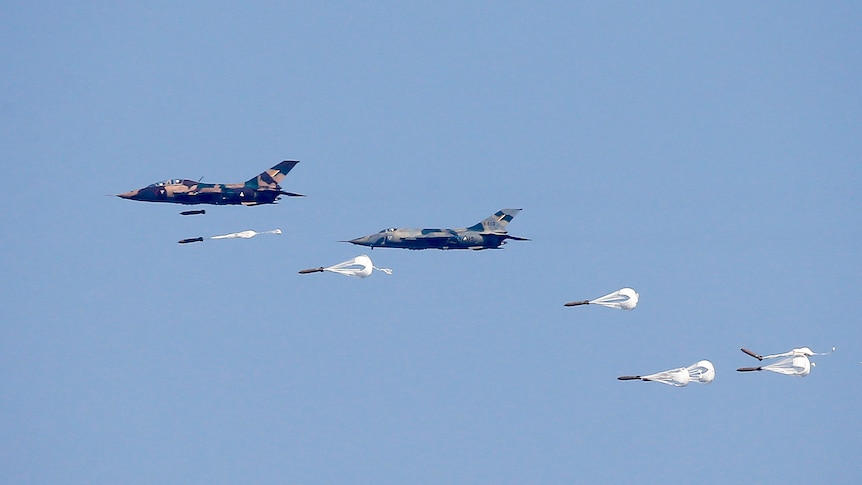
xmin=343 ymin=234 xmax=382 ymax=247
xmin=116 ymin=191 xmax=138 ymax=199
xmin=347 ymin=236 xmax=371 ymax=246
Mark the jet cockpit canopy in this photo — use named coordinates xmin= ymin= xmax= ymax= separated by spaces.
xmin=151 ymin=179 xmax=185 ymax=187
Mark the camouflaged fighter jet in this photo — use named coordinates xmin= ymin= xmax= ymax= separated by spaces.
xmin=345 ymin=209 xmax=529 ymax=250
xmin=117 ymin=161 xmax=303 ymax=206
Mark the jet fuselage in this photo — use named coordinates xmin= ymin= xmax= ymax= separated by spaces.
xmin=348 ymin=228 xmax=513 ymax=250
xmin=117 ymin=160 xmax=302 ymax=207
xmin=346 ymin=209 xmax=528 ymax=251
xmin=118 ymin=181 xmax=283 ymax=206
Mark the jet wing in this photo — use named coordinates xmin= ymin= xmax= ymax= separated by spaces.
xmin=402 ymin=235 xmax=452 ymax=242
xmin=480 ymin=232 xmax=531 ymax=241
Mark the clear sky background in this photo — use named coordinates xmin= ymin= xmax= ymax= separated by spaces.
xmin=2 ymin=2 xmax=860 ymax=484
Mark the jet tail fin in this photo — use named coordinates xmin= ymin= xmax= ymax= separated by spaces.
xmin=467 ymin=208 xmax=522 ymax=233
xmin=245 ymin=160 xmax=299 ymax=188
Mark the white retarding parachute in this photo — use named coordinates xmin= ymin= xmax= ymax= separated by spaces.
xmin=737 ymin=347 xmax=835 ymax=377
xmin=298 ymin=255 xmax=392 ymax=278
xmin=565 ymin=287 xmax=639 ymax=310
xmin=210 ymin=229 xmax=282 ymax=240
xmin=178 ymin=229 xmax=282 ymax=244
xmin=618 ymin=360 xmax=715 ymax=387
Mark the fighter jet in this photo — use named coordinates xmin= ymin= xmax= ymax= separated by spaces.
xmin=346 ymin=209 xmax=528 ymax=250
xmin=117 ymin=161 xmax=303 ymax=206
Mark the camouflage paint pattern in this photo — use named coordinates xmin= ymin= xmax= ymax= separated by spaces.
xmin=117 ymin=161 xmax=302 ymax=206
xmin=346 ymin=209 xmax=529 ymax=250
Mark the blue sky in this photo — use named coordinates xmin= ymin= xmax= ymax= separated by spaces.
xmin=2 ymin=2 xmax=861 ymax=483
